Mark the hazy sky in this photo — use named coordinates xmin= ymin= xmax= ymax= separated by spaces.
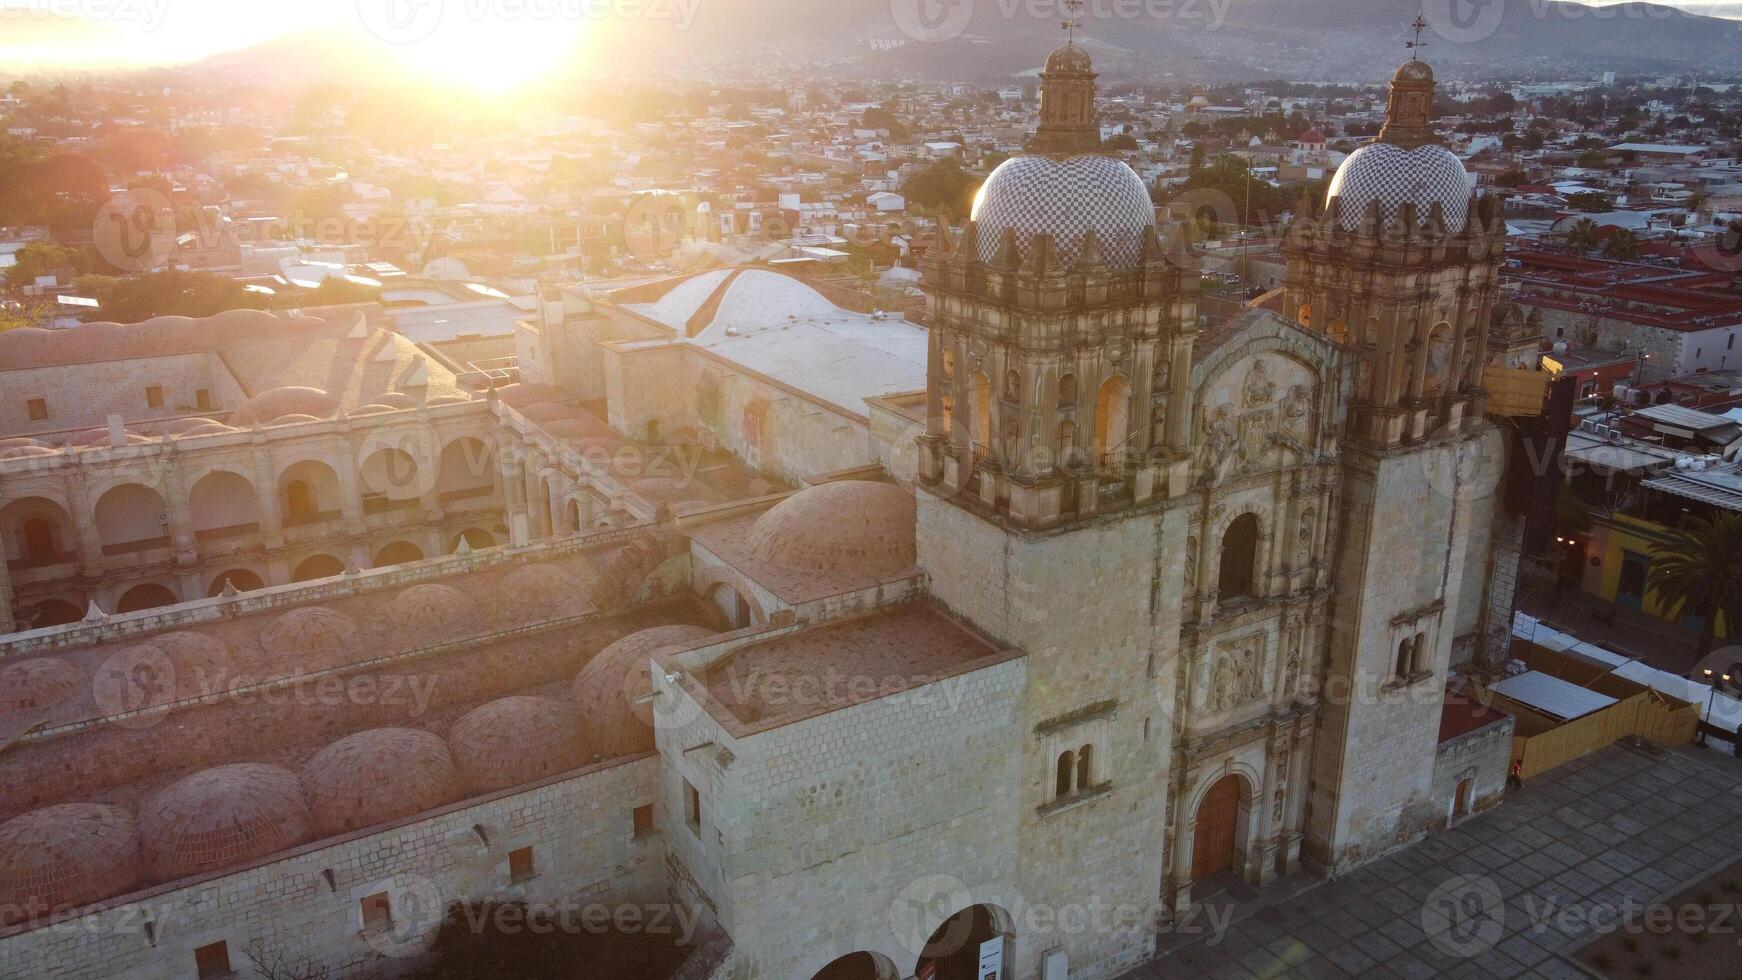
xmin=0 ymin=0 xmax=1737 ymax=72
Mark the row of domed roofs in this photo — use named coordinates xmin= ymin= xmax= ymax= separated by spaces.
xmin=0 ymin=623 xmax=718 ymax=924
xmin=0 ymin=566 xmax=601 ymax=720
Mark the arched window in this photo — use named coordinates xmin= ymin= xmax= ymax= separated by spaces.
xmin=1413 ymin=631 xmax=1428 ymax=674
xmin=1094 ymin=375 xmax=1132 ymax=466
xmin=1395 ymin=637 xmax=1413 ymax=680
xmin=1217 ymin=513 xmax=1259 ymax=599
xmin=1058 ymin=373 xmax=1077 ymax=406
xmin=1076 ymin=744 xmax=1094 ymax=789
xmin=1055 ymin=750 xmax=1075 ymax=798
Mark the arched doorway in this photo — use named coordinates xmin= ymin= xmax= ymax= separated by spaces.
xmin=1192 ymin=773 xmax=1245 ymax=880
xmin=437 ymin=437 xmax=494 ymax=500
xmin=1094 ymin=375 xmax=1131 ymax=467
xmin=279 ymin=460 xmax=340 ymax=524
xmin=93 ymin=484 xmax=169 ymax=553
xmin=359 ymin=448 xmax=422 ymax=512
xmin=915 ymin=904 xmax=1013 ymax=980
xmin=27 ymin=598 xmax=83 ymax=628
xmin=373 ymin=540 xmax=425 ymax=567
xmin=292 ymin=554 xmax=346 ymax=582
xmin=116 ymin=583 xmax=178 ymax=613
xmin=812 ymin=951 xmax=899 ymax=980
xmin=451 ymin=528 xmax=494 ymax=552
xmin=1217 ymin=514 xmax=1259 ymax=599
xmin=188 ymin=470 xmax=260 ymax=539
xmin=208 ymin=569 xmax=265 ymax=596
xmin=3 ymin=496 xmax=73 ymax=567
xmin=708 ymin=582 xmax=752 ymax=629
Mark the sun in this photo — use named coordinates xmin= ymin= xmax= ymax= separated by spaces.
xmin=387 ymin=17 xmax=584 ymax=93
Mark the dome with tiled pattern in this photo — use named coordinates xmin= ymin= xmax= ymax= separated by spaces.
xmin=747 ymin=481 xmax=916 ymax=576
xmin=448 ymin=696 xmax=584 ymax=793
xmin=138 ymin=764 xmax=308 ymax=880
xmin=572 ymin=625 xmax=717 ymax=759
xmin=971 ymin=154 xmax=1155 ymax=269
xmin=1326 ymin=141 xmax=1470 ymax=233
xmin=0 ymin=658 xmax=84 ymax=713
xmin=0 ymin=804 xmax=141 ymax=924
xmin=301 ymin=728 xmax=458 ymax=834
xmin=499 ymin=563 xmax=587 ymax=617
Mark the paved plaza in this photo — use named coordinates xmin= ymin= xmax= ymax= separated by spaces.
xmin=1125 ymin=743 xmax=1742 ymax=979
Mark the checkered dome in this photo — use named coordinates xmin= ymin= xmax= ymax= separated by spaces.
xmin=972 ymin=153 xmax=1157 ymax=269
xmin=1326 ymin=142 xmax=1471 ymax=233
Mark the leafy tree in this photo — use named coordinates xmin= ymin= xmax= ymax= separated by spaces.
xmin=1574 ymin=149 xmax=1611 ymax=169
xmin=900 ymin=158 xmax=978 ymax=219
xmin=2 ymin=243 xmax=92 ymax=294
xmin=1567 ymin=191 xmax=1613 ymax=213
xmin=1494 ymin=169 xmax=1530 ymax=188
xmin=70 ymin=270 xmax=266 ymax=323
xmin=1602 ymin=229 xmax=1641 ymax=261
xmin=1647 ymin=512 xmax=1742 ymax=657
xmin=1566 ymin=217 xmax=1601 ymax=252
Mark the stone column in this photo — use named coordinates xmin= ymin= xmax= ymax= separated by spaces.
xmin=67 ymin=467 xmax=103 ymax=572
xmin=503 ymin=454 xmax=530 ymax=548
xmin=252 ymin=450 xmax=285 ymax=550
xmin=162 ymin=454 xmax=197 ymax=566
xmin=0 ymin=553 xmax=16 ymax=634
xmin=334 ymin=440 xmax=366 ymax=532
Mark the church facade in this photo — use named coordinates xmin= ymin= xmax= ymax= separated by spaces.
xmin=0 ymin=46 xmax=1523 ymax=980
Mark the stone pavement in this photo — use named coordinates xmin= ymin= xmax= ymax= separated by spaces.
xmin=1122 ymin=743 xmax=1742 ymax=979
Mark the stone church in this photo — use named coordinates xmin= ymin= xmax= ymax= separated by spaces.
xmin=0 ymin=43 xmax=1525 ymax=980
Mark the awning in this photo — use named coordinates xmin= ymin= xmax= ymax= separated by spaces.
xmin=1491 ymin=671 xmax=1618 ymax=722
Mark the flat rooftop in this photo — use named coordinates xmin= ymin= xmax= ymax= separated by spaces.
xmin=697 ymin=602 xmax=1015 ymax=733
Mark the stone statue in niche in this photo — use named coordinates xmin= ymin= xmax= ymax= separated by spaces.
xmin=1282 ymin=384 xmax=1310 ymax=436
xmin=1184 ymin=535 xmax=1197 ymax=590
xmin=1243 ymin=359 xmax=1276 ymax=408
xmin=1283 ymin=637 xmax=1301 ymax=696
xmin=1273 ymin=785 xmax=1286 ymax=823
xmin=1296 ymin=508 xmax=1315 ymax=566
xmin=1197 ymin=407 xmax=1237 ymax=485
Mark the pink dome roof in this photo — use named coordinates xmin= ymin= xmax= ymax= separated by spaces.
xmin=233 ymin=387 xmax=337 ymax=426
xmin=0 ymin=658 xmax=85 ymax=713
xmin=103 ymin=631 xmax=232 ymax=700
xmin=448 ymin=696 xmax=583 ymax=793
xmin=0 ymin=804 xmax=141 ymax=924
xmin=138 ymin=764 xmax=309 ymax=880
xmin=350 ymin=404 xmax=396 ymax=416
xmin=176 ymin=423 xmax=239 ymax=438
xmin=387 ymin=583 xmax=478 ymax=630
xmin=374 ymin=392 xmax=421 ymax=409
xmin=0 ymin=445 xmax=59 ymax=459
xmin=747 ymin=481 xmax=916 ymax=576
xmin=301 ymin=728 xmax=458 ymax=834
xmin=427 ymin=394 xmax=473 ymax=406
xmin=572 ymin=625 xmax=715 ymax=759
xmin=0 ymin=437 xmax=44 ymax=449
xmin=258 ymin=606 xmax=357 ymax=662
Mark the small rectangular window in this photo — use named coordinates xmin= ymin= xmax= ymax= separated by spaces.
xmin=145 ymin=385 xmax=164 ymax=408
xmin=194 ymin=941 xmax=231 ymax=979
xmin=633 ymin=803 xmax=655 ymax=839
xmin=195 ymin=388 xmax=212 ymax=410
xmin=26 ymin=398 xmax=47 ymax=421
xmin=509 ymin=846 xmax=535 ymax=882
xmin=361 ymin=891 xmax=393 ymax=932
xmin=684 ymin=779 xmax=701 ymax=836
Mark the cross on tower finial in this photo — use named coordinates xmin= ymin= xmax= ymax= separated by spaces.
xmin=1407 ymin=14 xmax=1428 ymax=60
xmin=1062 ymin=0 xmax=1084 ymax=44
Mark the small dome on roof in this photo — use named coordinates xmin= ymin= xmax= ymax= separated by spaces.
xmin=747 ymin=481 xmax=917 ymax=577
xmin=374 ymin=392 xmax=420 ymax=409
xmin=1045 ymin=42 xmax=1093 ymax=73
xmin=0 ymin=658 xmax=84 ymax=713
xmin=351 ymin=404 xmax=396 ymax=416
xmin=1396 ymin=59 xmax=1434 ymax=82
xmin=387 ymin=583 xmax=478 ymax=630
xmin=449 ymin=696 xmax=584 ymax=793
xmin=259 ymin=606 xmax=356 ymax=660
xmin=0 ymin=804 xmax=141 ymax=924
xmin=138 ymin=764 xmax=308 ymax=881
xmin=427 ymin=394 xmax=472 ymax=406
xmin=302 ymin=728 xmax=458 ymax=834
xmin=267 ymin=414 xmax=322 ymax=426
xmin=572 ymin=625 xmax=716 ymax=759
xmin=105 ymin=632 xmax=231 ymax=699
xmin=177 ymin=423 xmax=238 ymax=437
xmin=233 ymin=387 xmax=337 ymax=426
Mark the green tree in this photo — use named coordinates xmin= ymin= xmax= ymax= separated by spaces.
xmin=1565 ymin=218 xmax=1602 ymax=253
xmin=1566 ymin=191 xmax=1613 ymax=213
xmin=2 ymin=243 xmax=92 ymax=294
xmin=1602 ymin=229 xmax=1641 ymax=261
xmin=1647 ymin=512 xmax=1742 ymax=657
xmin=900 ymin=158 xmax=978 ymax=218
xmin=71 ymin=270 xmax=266 ymax=323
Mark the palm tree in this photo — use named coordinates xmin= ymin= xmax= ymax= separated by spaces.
xmin=1647 ymin=512 xmax=1742 ymax=658
xmin=1566 ymin=217 xmax=1601 ymax=253
xmin=1603 ymin=228 xmax=1642 ymax=261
